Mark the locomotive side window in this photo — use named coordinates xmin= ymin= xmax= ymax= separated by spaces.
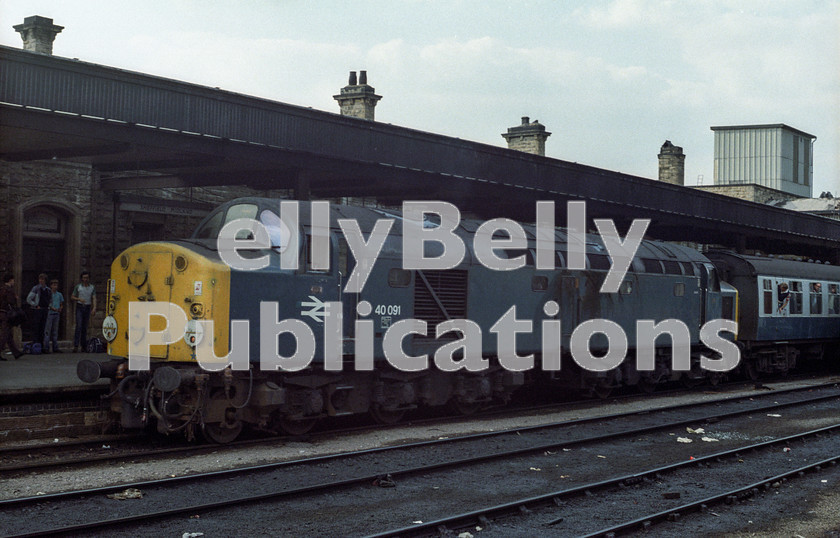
xmin=809 ymin=282 xmax=823 ymax=315
xmin=389 ymin=268 xmax=412 ymax=287
xmin=619 ymin=281 xmax=633 ymax=295
xmin=304 ymin=234 xmax=329 ymax=273
xmin=762 ymin=279 xmax=774 ymax=315
xmin=673 ymin=283 xmax=685 ymax=297
xmin=829 ymin=283 xmax=840 ymax=315
xmin=641 ymin=258 xmax=663 ymax=273
xmin=680 ymin=262 xmax=695 ymax=276
xmin=789 ymin=281 xmax=803 ymax=314
xmin=662 ymin=260 xmax=681 ymax=275
xmin=531 ymin=275 xmax=549 ymax=291
xmin=338 ymin=238 xmax=349 ymax=277
xmin=588 ymin=253 xmax=611 ymax=271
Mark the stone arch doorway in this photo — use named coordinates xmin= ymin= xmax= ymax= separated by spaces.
xmin=17 ymin=202 xmax=81 ymax=343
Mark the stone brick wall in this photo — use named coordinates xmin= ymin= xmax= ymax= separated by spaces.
xmin=693 ymin=184 xmax=800 ymax=204
xmin=0 ymin=158 xmax=291 ymax=342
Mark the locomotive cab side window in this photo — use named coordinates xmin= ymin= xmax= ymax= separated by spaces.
xmin=195 ymin=211 xmax=224 ymax=240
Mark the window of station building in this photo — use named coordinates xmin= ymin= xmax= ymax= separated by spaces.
xmin=641 ymin=258 xmax=663 ymax=273
xmin=809 ymin=282 xmax=823 ymax=315
xmin=673 ymin=282 xmax=685 ymax=297
xmin=828 ymin=283 xmax=840 ymax=315
xmin=588 ymin=253 xmax=611 ymax=271
xmin=662 ymin=260 xmax=682 ymax=275
xmin=389 ymin=268 xmax=411 ymax=287
xmin=680 ymin=262 xmax=695 ymax=276
xmin=763 ymin=279 xmax=774 ymax=315
xmin=789 ymin=281 xmax=803 ymax=314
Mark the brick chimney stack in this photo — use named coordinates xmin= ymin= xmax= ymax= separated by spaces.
xmin=658 ymin=140 xmax=685 ymax=186
xmin=502 ymin=117 xmax=551 ymax=156
xmin=334 ymin=70 xmax=382 ymax=121
xmin=14 ymin=16 xmax=63 ymax=55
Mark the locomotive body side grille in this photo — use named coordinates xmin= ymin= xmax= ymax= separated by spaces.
xmin=413 ymin=270 xmax=468 ymax=341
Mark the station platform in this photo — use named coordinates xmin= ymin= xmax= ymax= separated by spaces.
xmin=0 ymin=349 xmax=112 ymax=398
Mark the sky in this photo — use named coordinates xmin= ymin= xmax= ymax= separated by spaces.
xmin=2 ymin=0 xmax=838 ymax=197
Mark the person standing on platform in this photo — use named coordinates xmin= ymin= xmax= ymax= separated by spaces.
xmin=1 ymin=274 xmax=24 ymax=360
xmin=26 ymin=273 xmax=51 ymax=347
xmin=71 ymin=271 xmax=96 ymax=353
xmin=43 ymin=279 xmax=64 ymax=353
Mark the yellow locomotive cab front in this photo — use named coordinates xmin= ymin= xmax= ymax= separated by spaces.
xmin=104 ymin=242 xmax=231 ymax=362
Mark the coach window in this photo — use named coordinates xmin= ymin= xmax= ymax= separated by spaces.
xmin=789 ymin=281 xmax=803 ymax=314
xmin=762 ymin=279 xmax=774 ymax=315
xmin=828 ymin=283 xmax=840 ymax=315
xmin=809 ymin=282 xmax=823 ymax=315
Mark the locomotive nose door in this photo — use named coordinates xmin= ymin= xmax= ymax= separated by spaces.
xmin=125 ymin=249 xmax=174 ymax=359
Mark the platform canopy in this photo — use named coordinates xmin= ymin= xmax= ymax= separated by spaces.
xmin=1 ymin=45 xmax=838 ymax=262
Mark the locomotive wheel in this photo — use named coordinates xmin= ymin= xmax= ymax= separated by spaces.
xmin=202 ymin=418 xmax=243 ymax=444
xmin=369 ymin=405 xmax=406 ymax=425
xmin=275 ymin=416 xmax=318 ymax=436
xmin=202 ymin=393 xmax=243 ymax=444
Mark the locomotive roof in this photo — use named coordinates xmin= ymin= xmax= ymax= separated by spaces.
xmin=707 ymin=250 xmax=840 ymax=281
xmin=194 ymin=197 xmax=712 ymax=264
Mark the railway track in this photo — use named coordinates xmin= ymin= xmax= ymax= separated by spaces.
xmin=1 ymin=376 xmax=835 ymax=476
xmin=1 ymin=382 xmax=837 ymax=536
xmin=1 ymin=375 xmax=833 ymax=475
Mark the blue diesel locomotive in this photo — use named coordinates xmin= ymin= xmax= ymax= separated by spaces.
xmin=77 ymin=198 xmax=840 ymax=441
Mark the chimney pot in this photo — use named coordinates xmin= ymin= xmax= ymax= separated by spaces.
xmin=13 ymin=15 xmax=64 ymax=55
xmin=359 ymin=70 xmax=368 ymax=85
xmin=522 ymin=116 xmax=530 ymax=125
xmin=348 ymin=71 xmax=357 ymax=85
